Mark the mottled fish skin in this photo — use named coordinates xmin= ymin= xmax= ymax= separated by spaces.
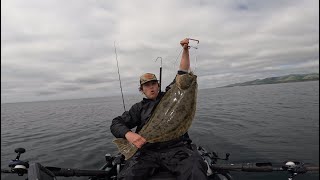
xmin=113 ymin=72 xmax=197 ymax=160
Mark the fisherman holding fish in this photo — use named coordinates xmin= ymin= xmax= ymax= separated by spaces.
xmin=110 ymin=38 xmax=208 ymax=180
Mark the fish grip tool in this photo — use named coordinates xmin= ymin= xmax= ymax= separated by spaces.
xmin=187 ymin=38 xmax=200 ymax=49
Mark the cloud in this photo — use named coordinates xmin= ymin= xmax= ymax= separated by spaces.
xmin=1 ymin=0 xmax=319 ymax=103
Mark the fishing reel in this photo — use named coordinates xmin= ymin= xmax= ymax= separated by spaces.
xmin=282 ymin=161 xmax=307 ymax=180
xmin=8 ymin=148 xmax=29 ymax=176
xmin=198 ymin=146 xmax=230 ymax=161
xmin=100 ymin=153 xmax=125 ymax=180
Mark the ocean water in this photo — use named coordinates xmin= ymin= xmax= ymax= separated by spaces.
xmin=1 ymin=81 xmax=319 ymax=180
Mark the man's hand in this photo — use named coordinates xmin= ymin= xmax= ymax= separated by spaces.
xmin=180 ymin=38 xmax=189 ymax=49
xmin=125 ymin=131 xmax=146 ymax=148
xmin=179 ymin=38 xmax=190 ymax=71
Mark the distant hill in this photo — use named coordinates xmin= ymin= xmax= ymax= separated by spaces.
xmin=222 ymin=73 xmax=319 ymax=88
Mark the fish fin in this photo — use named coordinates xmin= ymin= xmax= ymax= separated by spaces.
xmin=113 ymin=138 xmax=138 ymax=160
xmin=176 ymin=73 xmax=196 ymax=90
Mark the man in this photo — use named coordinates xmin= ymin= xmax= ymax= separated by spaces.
xmin=110 ymin=38 xmax=208 ymax=180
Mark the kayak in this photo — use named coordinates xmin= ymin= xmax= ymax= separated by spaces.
xmin=88 ymin=144 xmax=232 ymax=180
xmin=2 ymin=145 xmax=318 ymax=180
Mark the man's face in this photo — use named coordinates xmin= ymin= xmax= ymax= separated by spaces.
xmin=142 ymin=81 xmax=159 ymax=100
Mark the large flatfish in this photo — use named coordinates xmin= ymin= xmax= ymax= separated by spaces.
xmin=113 ymin=72 xmax=198 ymax=160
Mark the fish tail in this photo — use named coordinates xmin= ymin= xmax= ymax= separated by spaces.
xmin=113 ymin=138 xmax=138 ymax=160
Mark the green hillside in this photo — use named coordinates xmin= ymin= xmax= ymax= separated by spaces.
xmin=223 ymin=73 xmax=319 ymax=87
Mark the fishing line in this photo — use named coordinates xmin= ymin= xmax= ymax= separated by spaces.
xmin=188 ymin=38 xmax=200 ymax=73
xmin=193 ymin=44 xmax=199 ymax=74
xmin=173 ymin=48 xmax=183 ymax=69
xmin=114 ymin=41 xmax=126 ymax=111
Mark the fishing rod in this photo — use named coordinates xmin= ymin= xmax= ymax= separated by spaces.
xmin=155 ymin=57 xmax=162 ymax=92
xmin=197 ymin=146 xmax=319 ymax=180
xmin=1 ymin=148 xmax=111 ymax=180
xmin=114 ymin=41 xmax=126 ymax=111
xmin=210 ymin=162 xmax=319 ymax=180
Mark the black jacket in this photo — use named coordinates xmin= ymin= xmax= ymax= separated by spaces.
xmin=110 ymin=91 xmax=166 ymax=138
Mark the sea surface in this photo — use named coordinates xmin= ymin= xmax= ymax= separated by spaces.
xmin=1 ymin=81 xmax=319 ymax=180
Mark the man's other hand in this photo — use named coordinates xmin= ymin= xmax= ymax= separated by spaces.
xmin=125 ymin=131 xmax=146 ymax=148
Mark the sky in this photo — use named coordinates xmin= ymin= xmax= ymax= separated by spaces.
xmin=1 ymin=0 xmax=319 ymax=103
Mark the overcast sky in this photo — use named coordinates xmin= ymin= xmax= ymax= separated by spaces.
xmin=1 ymin=0 xmax=319 ymax=103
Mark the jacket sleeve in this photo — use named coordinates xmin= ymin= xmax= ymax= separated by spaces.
xmin=110 ymin=103 xmax=141 ymax=138
xmin=165 ymin=70 xmax=188 ymax=91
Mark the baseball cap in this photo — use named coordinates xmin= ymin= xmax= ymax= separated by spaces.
xmin=140 ymin=73 xmax=158 ymax=85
